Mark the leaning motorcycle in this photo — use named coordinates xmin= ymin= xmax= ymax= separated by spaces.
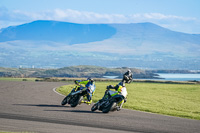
xmin=61 ymin=84 xmax=88 ymax=107
xmin=91 ymin=89 xmax=125 ymax=113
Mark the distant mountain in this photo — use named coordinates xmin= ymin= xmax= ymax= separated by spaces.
xmin=0 ymin=20 xmax=116 ymax=45
xmin=111 ymin=22 xmax=200 ymax=46
xmin=0 ymin=20 xmax=200 ymax=69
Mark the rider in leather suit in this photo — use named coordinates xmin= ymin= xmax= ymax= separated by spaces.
xmin=106 ymin=70 xmax=133 ymax=110
xmin=75 ymin=78 xmax=96 ymax=105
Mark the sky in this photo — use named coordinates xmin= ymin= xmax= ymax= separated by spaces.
xmin=0 ymin=0 xmax=200 ymax=34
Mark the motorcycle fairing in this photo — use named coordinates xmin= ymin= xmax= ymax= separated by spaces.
xmin=107 ymin=90 xmax=118 ymax=97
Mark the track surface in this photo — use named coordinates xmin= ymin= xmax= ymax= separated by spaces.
xmin=0 ymin=81 xmax=199 ymax=133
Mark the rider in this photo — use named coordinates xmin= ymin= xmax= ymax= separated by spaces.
xmin=75 ymin=78 xmax=96 ymax=105
xmin=106 ymin=70 xmax=132 ymax=110
xmin=123 ymin=69 xmax=133 ymax=83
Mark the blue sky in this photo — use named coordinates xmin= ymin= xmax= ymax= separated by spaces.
xmin=0 ymin=0 xmax=200 ymax=33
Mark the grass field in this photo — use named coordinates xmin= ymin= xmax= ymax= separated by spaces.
xmin=0 ymin=131 xmax=34 ymax=133
xmin=57 ymin=81 xmax=200 ymax=120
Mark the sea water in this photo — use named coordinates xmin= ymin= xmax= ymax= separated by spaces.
xmin=156 ymin=73 xmax=200 ymax=81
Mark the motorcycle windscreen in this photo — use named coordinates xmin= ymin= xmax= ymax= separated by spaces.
xmin=108 ymin=90 xmax=118 ymax=96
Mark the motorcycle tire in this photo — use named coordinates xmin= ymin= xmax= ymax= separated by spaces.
xmin=61 ymin=96 xmax=70 ymax=106
xmin=78 ymin=96 xmax=84 ymax=105
xmin=102 ymin=102 xmax=117 ymax=113
xmin=91 ymin=103 xmax=98 ymax=112
xmin=70 ymin=95 xmax=81 ymax=107
xmin=110 ymin=102 xmax=117 ymax=111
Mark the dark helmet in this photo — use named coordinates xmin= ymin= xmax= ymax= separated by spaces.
xmin=87 ymin=77 xmax=94 ymax=82
xmin=123 ymin=70 xmax=132 ymax=83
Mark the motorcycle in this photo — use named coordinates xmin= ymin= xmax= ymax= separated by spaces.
xmin=61 ymin=84 xmax=88 ymax=107
xmin=91 ymin=89 xmax=126 ymax=113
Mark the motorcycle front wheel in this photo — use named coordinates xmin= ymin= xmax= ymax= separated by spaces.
xmin=91 ymin=103 xmax=98 ymax=112
xmin=61 ymin=95 xmax=70 ymax=106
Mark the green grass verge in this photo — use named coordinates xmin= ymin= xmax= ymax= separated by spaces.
xmin=0 ymin=131 xmax=34 ymax=133
xmin=57 ymin=81 xmax=200 ymax=120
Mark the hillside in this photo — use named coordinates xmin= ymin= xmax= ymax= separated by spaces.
xmin=0 ymin=20 xmax=200 ymax=69
xmin=0 ymin=66 xmax=158 ymax=79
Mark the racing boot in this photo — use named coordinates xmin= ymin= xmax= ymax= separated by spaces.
xmin=81 ymin=100 xmax=85 ymax=103
xmin=124 ymin=98 xmax=127 ymax=103
xmin=86 ymin=100 xmax=92 ymax=105
xmin=117 ymin=106 xmax=121 ymax=111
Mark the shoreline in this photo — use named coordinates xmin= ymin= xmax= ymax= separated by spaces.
xmin=0 ymin=77 xmax=199 ymax=84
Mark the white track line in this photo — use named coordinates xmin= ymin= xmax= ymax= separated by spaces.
xmin=53 ymin=87 xmax=66 ymax=97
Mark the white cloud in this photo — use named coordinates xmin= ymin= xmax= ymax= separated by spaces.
xmin=0 ymin=7 xmax=199 ymax=34
xmin=130 ymin=13 xmax=196 ymax=21
xmin=127 ymin=13 xmax=200 ymax=33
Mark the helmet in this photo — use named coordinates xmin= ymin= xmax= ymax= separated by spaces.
xmin=127 ymin=69 xmax=131 ymax=73
xmin=87 ymin=77 xmax=94 ymax=82
xmin=122 ymin=70 xmax=132 ymax=84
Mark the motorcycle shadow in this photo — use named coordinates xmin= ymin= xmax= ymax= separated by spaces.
xmin=14 ymin=104 xmax=102 ymax=113
xmin=44 ymin=109 xmax=101 ymax=114
xmin=13 ymin=104 xmax=69 ymax=108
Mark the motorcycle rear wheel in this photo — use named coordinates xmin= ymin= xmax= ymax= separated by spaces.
xmin=102 ymin=102 xmax=117 ymax=113
xmin=70 ymin=95 xmax=81 ymax=107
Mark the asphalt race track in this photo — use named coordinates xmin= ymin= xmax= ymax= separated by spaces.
xmin=0 ymin=81 xmax=200 ymax=133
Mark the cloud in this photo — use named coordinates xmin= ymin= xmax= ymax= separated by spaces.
xmin=0 ymin=7 xmax=199 ymax=34
xmin=128 ymin=13 xmax=200 ymax=34
xmin=130 ymin=13 xmax=196 ymax=21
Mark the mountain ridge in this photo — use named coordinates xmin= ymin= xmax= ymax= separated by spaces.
xmin=0 ymin=20 xmax=200 ymax=69
xmin=0 ymin=20 xmax=117 ymax=44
